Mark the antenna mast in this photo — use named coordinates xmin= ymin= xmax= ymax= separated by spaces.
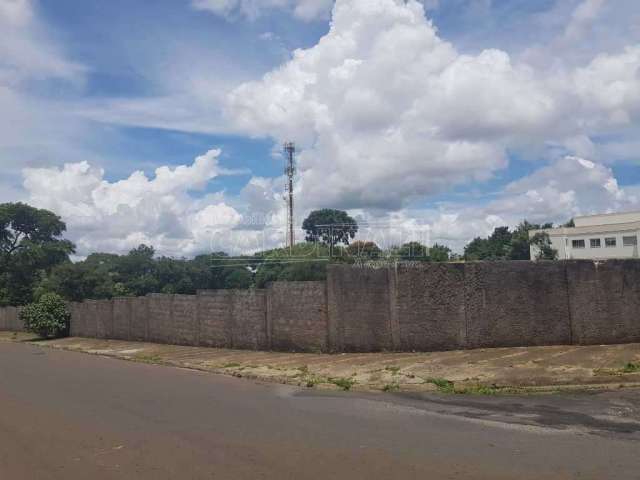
xmin=283 ymin=142 xmax=296 ymax=251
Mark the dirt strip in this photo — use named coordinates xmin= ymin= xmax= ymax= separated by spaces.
xmin=2 ymin=332 xmax=640 ymax=393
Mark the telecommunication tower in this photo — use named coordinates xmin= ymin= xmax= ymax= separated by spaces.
xmin=283 ymin=142 xmax=296 ymax=250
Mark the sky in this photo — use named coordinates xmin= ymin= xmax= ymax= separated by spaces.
xmin=2 ymin=0 xmax=640 ymax=257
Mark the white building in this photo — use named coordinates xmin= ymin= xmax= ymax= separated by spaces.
xmin=530 ymin=211 xmax=640 ymax=260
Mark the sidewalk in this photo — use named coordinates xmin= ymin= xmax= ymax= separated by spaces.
xmin=3 ymin=332 xmax=640 ymax=393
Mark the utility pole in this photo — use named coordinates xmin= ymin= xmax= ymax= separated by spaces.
xmin=283 ymin=142 xmax=296 ymax=252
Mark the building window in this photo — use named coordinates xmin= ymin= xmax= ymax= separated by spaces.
xmin=605 ymin=237 xmax=617 ymax=248
xmin=623 ymin=236 xmax=638 ymax=247
xmin=572 ymin=239 xmax=585 ymax=249
xmin=590 ymin=238 xmax=601 ymax=248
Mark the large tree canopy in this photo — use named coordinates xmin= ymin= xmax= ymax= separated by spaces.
xmin=0 ymin=203 xmax=75 ymax=305
xmin=302 ymin=209 xmax=358 ymax=247
xmin=464 ymin=221 xmax=556 ymax=261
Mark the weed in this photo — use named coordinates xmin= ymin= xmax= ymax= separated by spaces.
xmin=301 ymin=373 xmax=326 ymax=388
xmin=382 ymin=383 xmax=400 ymax=392
xmin=597 ymin=362 xmax=640 ymax=376
xmin=425 ymin=377 xmax=456 ymax=394
xmin=298 ymin=365 xmax=309 ymax=374
xmin=425 ymin=377 xmax=526 ymax=396
xmin=329 ymin=377 xmax=356 ymax=391
xmin=461 ymin=385 xmax=502 ymax=395
xmin=385 ymin=365 xmax=401 ymax=374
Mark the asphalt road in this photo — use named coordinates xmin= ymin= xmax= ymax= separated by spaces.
xmin=1 ymin=342 xmax=639 ymax=479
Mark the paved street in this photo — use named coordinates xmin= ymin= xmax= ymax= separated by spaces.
xmin=1 ymin=341 xmax=639 ymax=479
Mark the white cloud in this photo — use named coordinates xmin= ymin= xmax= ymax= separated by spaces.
xmin=573 ymin=46 xmax=640 ymax=125
xmin=346 ymin=155 xmax=640 ymax=253
xmin=0 ymin=0 xmax=91 ymax=179
xmin=225 ymin=0 xmax=640 ymax=213
xmin=225 ymin=0 xmax=556 ymax=210
xmin=436 ymin=155 xmax=638 ymax=249
xmin=0 ymin=0 xmax=83 ymax=84
xmin=563 ymin=0 xmax=607 ymax=41
xmin=22 ymin=149 xmax=258 ymax=257
xmin=191 ymin=0 xmax=334 ymax=21
xmin=7 ymin=0 xmax=640 ymax=258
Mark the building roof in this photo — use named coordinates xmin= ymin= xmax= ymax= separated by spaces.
xmin=530 ymin=220 xmax=640 ymax=237
xmin=574 ymin=210 xmax=640 ymax=228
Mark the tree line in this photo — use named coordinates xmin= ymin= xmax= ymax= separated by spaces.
xmin=1 ymin=203 xmax=557 ymax=306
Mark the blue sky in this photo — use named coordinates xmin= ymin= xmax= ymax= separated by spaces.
xmin=2 ymin=0 xmax=640 ymax=255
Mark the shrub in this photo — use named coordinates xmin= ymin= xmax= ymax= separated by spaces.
xmin=20 ymin=293 xmax=70 ymax=338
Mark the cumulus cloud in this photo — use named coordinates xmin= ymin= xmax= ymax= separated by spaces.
xmin=345 ymin=155 xmax=640 ymax=252
xmin=573 ymin=46 xmax=640 ymax=125
xmin=21 ymin=149 xmax=265 ymax=257
xmin=225 ymin=0 xmax=640 ymax=214
xmin=434 ymin=155 xmax=639 ymax=248
xmin=9 ymin=0 xmax=640 ymax=257
xmin=191 ymin=0 xmax=334 ymax=21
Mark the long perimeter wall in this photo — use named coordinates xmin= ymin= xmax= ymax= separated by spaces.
xmin=2 ymin=261 xmax=640 ymax=352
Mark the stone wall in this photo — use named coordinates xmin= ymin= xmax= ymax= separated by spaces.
xmin=268 ymin=282 xmax=328 ymax=352
xmin=395 ymin=263 xmax=466 ymax=351
xmin=197 ymin=290 xmax=235 ymax=348
xmin=464 ymin=261 xmax=572 ymax=349
xmin=130 ymin=296 xmax=148 ymax=342
xmin=112 ymin=297 xmax=132 ymax=340
xmin=0 ymin=306 xmax=23 ymax=332
xmin=2 ymin=261 xmax=640 ymax=352
xmin=327 ymin=266 xmax=393 ymax=352
xmin=567 ymin=260 xmax=640 ymax=345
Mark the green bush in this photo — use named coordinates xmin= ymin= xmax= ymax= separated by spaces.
xmin=20 ymin=293 xmax=70 ymax=338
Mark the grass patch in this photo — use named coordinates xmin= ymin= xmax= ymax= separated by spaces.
xmin=622 ymin=362 xmax=640 ymax=374
xmin=221 ymin=362 xmax=242 ymax=368
xmin=596 ymin=361 xmax=640 ymax=376
xmin=304 ymin=375 xmax=324 ymax=388
xmin=329 ymin=377 xmax=356 ymax=391
xmin=425 ymin=377 xmax=528 ymax=396
xmin=382 ymin=382 xmax=400 ymax=392
xmin=385 ymin=365 xmax=401 ymax=374
xmin=425 ymin=377 xmax=456 ymax=394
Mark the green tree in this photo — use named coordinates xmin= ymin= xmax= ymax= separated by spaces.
xmin=0 ymin=203 xmax=74 ymax=305
xmin=254 ymin=243 xmax=329 ymax=288
xmin=346 ymin=240 xmax=381 ymax=259
xmin=510 ymin=221 xmax=554 ymax=260
xmin=396 ymin=242 xmax=429 ymax=260
xmin=465 ymin=221 xmax=557 ymax=261
xmin=302 ymin=209 xmax=358 ymax=247
xmin=429 ymin=243 xmax=452 ymax=262
xmin=223 ymin=269 xmax=253 ymax=289
xmin=464 ymin=228 xmax=510 ymax=261
xmin=36 ymin=262 xmax=113 ymax=302
xmin=530 ymin=232 xmax=558 ymax=260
